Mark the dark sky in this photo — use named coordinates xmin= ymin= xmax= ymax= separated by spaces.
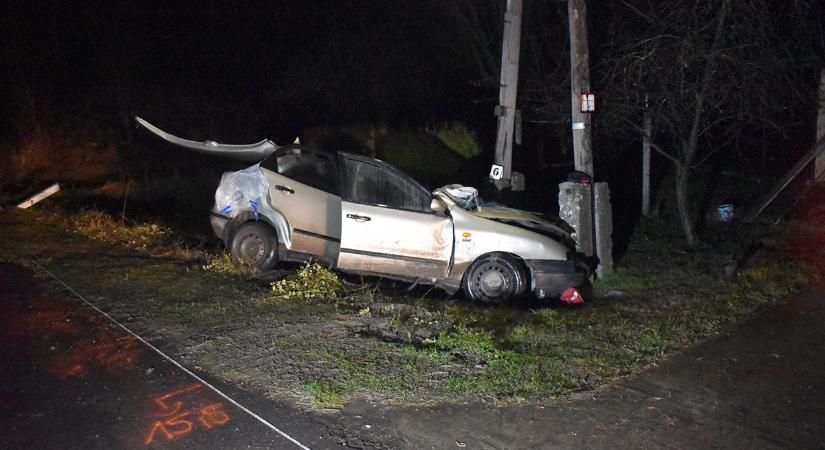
xmin=4 ymin=0 xmax=822 ymax=176
xmin=2 ymin=1 xmax=483 ymax=143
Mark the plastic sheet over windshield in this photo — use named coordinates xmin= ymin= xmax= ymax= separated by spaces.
xmin=437 ymin=185 xmax=481 ymax=211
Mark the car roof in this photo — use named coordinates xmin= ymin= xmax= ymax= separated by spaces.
xmin=270 ymin=146 xmax=430 ymax=193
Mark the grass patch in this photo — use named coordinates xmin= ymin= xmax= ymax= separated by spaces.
xmin=427 ymin=326 xmax=579 ymax=398
xmin=301 ymin=348 xmax=419 ymax=408
xmin=202 ymin=251 xmax=255 ymax=275
xmin=219 ymin=367 xmax=251 ymax=383
xmin=63 ymin=208 xmax=206 ymax=261
xmin=68 ymin=209 xmax=170 ymax=250
xmin=593 ymin=268 xmax=654 ymax=293
xmin=302 ymin=380 xmax=346 ymax=409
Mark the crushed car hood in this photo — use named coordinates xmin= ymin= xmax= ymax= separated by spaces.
xmin=136 ymin=116 xmax=279 ymax=162
xmin=466 ymin=204 xmax=578 ymax=252
xmin=473 ymin=204 xmax=544 ymax=222
xmin=434 ymin=185 xmax=575 ymax=241
xmin=472 ymin=205 xmax=574 ymax=234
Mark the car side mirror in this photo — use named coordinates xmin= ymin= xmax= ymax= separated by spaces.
xmin=431 ymin=197 xmax=448 ymax=215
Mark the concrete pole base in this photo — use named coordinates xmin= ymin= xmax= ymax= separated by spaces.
xmin=559 ymin=181 xmax=613 ymax=278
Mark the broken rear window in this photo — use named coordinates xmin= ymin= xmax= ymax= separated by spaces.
xmin=263 ymin=149 xmax=338 ymax=194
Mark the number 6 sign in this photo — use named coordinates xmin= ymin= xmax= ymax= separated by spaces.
xmin=489 ymin=164 xmax=504 ymax=180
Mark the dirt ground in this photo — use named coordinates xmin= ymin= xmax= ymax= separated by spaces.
xmin=1 ymin=200 xmax=822 ymax=448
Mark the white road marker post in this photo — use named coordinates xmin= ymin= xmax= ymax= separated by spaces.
xmin=17 ymin=183 xmax=61 ymax=209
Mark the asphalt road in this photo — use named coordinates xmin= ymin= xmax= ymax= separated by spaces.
xmin=0 ymin=262 xmax=325 ymax=450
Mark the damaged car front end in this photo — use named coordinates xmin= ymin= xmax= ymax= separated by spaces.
xmin=137 ymin=117 xmax=595 ymax=303
xmin=433 ymin=185 xmax=595 ymax=300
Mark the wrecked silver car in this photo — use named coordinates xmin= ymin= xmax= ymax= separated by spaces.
xmin=137 ymin=117 xmax=593 ymax=302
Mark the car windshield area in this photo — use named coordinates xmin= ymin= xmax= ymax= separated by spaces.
xmin=438 ymin=184 xmax=482 ymax=211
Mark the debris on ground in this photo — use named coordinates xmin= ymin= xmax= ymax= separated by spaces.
xmin=560 ymin=287 xmax=584 ymax=305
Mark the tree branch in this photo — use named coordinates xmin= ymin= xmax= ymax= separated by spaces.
xmin=618 ymin=115 xmax=680 ymax=164
xmin=685 ymin=0 xmax=733 ymax=163
xmin=618 ymin=0 xmax=655 ymax=24
xmin=691 ymin=122 xmax=746 ymax=168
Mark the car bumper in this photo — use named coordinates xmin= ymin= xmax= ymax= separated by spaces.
xmin=210 ymin=212 xmax=230 ymax=242
xmin=525 ymin=258 xmax=591 ymax=299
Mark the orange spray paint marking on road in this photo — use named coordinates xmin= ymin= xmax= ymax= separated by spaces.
xmin=5 ymin=289 xmax=145 ymax=379
xmin=144 ymin=412 xmax=194 ymax=445
xmin=50 ymin=333 xmax=144 ymax=379
xmin=144 ymin=384 xmax=232 ymax=445
xmin=152 ymin=383 xmax=204 ymax=414
xmin=197 ymin=403 xmax=231 ymax=429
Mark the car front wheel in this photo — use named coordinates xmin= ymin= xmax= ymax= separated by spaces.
xmin=462 ymin=254 xmax=526 ymax=304
xmin=230 ymin=222 xmax=278 ymax=271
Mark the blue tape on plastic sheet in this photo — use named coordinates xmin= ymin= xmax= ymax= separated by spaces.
xmin=249 ymin=200 xmax=259 ymax=222
xmin=220 ymin=205 xmax=232 ymax=215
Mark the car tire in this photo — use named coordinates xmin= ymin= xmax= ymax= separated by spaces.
xmin=462 ymin=253 xmax=526 ymax=304
xmin=229 ymin=222 xmax=278 ymax=271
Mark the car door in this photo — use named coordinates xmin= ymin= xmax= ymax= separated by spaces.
xmin=259 ymin=148 xmax=342 ymax=260
xmin=336 ymin=155 xmax=452 ymax=281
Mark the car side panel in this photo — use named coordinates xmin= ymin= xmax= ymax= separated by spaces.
xmin=261 ymin=168 xmax=342 ymax=260
xmin=446 ymin=207 xmax=570 ymax=284
xmin=337 ymin=202 xmax=452 ymax=281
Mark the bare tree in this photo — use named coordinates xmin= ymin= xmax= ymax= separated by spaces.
xmin=441 ymin=0 xmax=823 ymax=247
xmin=594 ymin=0 xmax=823 ymax=245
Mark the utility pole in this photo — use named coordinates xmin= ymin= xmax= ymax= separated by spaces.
xmin=815 ymin=69 xmax=825 ymax=180
xmin=492 ymin=0 xmax=522 ymax=189
xmin=568 ymin=0 xmax=593 ymax=176
xmin=560 ymin=0 xmax=613 ymax=277
xmin=642 ymin=94 xmax=651 ymax=215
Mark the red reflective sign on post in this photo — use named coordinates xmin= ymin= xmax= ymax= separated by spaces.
xmin=580 ymin=92 xmax=596 ymax=113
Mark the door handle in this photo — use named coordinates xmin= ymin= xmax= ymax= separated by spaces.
xmin=274 ymin=185 xmax=294 ymax=194
xmin=346 ymin=213 xmax=371 ymax=222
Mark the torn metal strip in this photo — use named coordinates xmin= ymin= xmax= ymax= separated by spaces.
xmin=135 ymin=116 xmax=279 ymax=162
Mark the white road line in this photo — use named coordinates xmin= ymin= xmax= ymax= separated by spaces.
xmin=30 ymin=259 xmax=312 ymax=450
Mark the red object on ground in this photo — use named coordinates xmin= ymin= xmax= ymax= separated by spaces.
xmin=560 ymin=287 xmax=584 ymax=305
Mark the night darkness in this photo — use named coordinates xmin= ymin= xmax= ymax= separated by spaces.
xmin=2 ymin=1 xmax=481 ymax=142
xmin=2 ymin=0 xmax=825 ymax=228
xmin=4 ymin=3 xmax=825 ymax=447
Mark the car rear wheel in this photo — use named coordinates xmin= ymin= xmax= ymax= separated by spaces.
xmin=230 ymin=222 xmax=278 ymax=271
xmin=462 ymin=254 xmax=526 ymax=304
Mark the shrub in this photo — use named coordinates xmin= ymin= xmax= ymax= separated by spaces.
xmin=270 ymin=262 xmax=345 ymax=302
